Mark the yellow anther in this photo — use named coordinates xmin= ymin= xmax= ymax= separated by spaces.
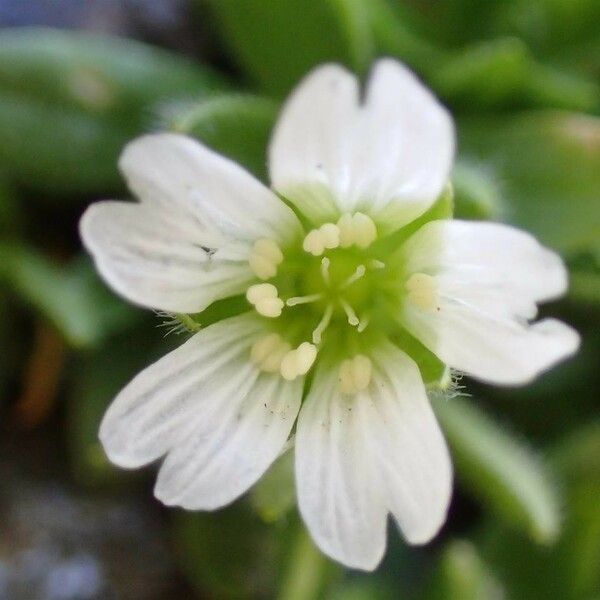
xmin=249 ymin=253 xmax=277 ymax=280
xmin=250 ymin=334 xmax=291 ymax=373
xmin=337 ymin=214 xmax=355 ymax=248
xmin=303 ymin=222 xmax=341 ymax=256
xmin=338 ymin=354 xmax=372 ymax=394
xmin=406 ymin=272 xmax=438 ymax=312
xmin=352 ymin=213 xmax=377 ymax=249
xmin=279 ymin=342 xmax=318 ymax=381
xmin=250 ymin=333 xmax=282 ymax=364
xmin=253 ymin=238 xmax=283 ymax=264
xmin=246 ymin=283 xmax=284 ymax=318
xmin=319 ymin=223 xmax=340 ymax=249
xmin=303 ymin=230 xmax=325 ymax=256
xmin=249 ymin=238 xmax=284 ymax=280
xmin=336 ymin=212 xmax=377 ymax=249
xmin=296 ymin=342 xmax=318 ymax=374
xmin=255 ymin=297 xmax=284 ymax=318
xmin=246 ymin=283 xmax=278 ymax=305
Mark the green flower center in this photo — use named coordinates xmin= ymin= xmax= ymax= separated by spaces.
xmin=185 ymin=190 xmax=454 ymax=393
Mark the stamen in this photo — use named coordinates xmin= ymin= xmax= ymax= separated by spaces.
xmin=312 ymin=304 xmax=333 ymax=344
xmin=303 ymin=230 xmax=324 ymax=256
xmin=280 ymin=342 xmax=318 ymax=381
xmin=338 ymin=354 xmax=372 ymax=394
xmin=320 ymin=257 xmax=330 ymax=285
xmin=249 ymin=238 xmax=284 ymax=280
xmin=340 ymin=264 xmax=366 ymax=289
xmin=246 ymin=283 xmax=284 ymax=318
xmin=352 ymin=213 xmax=377 ymax=249
xmin=302 ymin=223 xmax=341 ymax=256
xmin=406 ymin=272 xmax=439 ymax=312
xmin=286 ymin=293 xmax=323 ymax=307
xmin=336 ymin=213 xmax=378 ymax=249
xmin=340 ymin=299 xmax=359 ymax=326
xmin=250 ymin=334 xmax=291 ymax=373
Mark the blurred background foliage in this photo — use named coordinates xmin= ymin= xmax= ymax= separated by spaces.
xmin=0 ymin=0 xmax=598 ymax=598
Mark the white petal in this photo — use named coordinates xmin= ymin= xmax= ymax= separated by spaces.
xmin=80 ymin=200 xmax=254 ymax=312
xmin=120 ymin=133 xmax=300 ymax=244
xmin=82 ymin=133 xmax=303 ymax=312
xmin=295 ymin=343 xmax=452 ymax=571
xmin=99 ymin=314 xmax=302 ymax=509
xmin=400 ymin=220 xmax=580 ymax=384
xmin=269 ymin=59 xmax=454 ymax=229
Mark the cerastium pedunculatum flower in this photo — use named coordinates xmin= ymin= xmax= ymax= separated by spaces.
xmin=80 ymin=59 xmax=580 ymax=570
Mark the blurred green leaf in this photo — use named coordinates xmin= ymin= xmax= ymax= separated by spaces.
xmin=164 ymin=94 xmax=277 ymax=180
xmin=452 ymin=160 xmax=505 ymax=221
xmin=0 ymin=27 xmax=223 ymax=194
xmin=425 ymin=540 xmax=505 ymax=600
xmin=67 ymin=323 xmax=169 ymax=486
xmin=251 ymin=449 xmax=295 ymax=523
xmin=0 ymin=244 xmax=137 ymax=347
xmin=481 ymin=422 xmax=600 ymax=600
xmin=205 ymin=0 xmax=374 ymax=96
xmin=433 ymin=395 xmax=561 ymax=543
xmin=174 ymin=501 xmax=287 ymax=599
xmin=369 ymin=3 xmax=598 ymax=111
xmin=460 ymin=112 xmax=600 ymax=260
xmin=278 ymin=522 xmax=339 ymax=600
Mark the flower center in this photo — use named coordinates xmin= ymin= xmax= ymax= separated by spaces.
xmin=246 ymin=212 xmax=389 ymax=389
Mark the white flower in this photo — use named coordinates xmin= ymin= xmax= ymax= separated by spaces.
xmin=80 ymin=59 xmax=580 ymax=570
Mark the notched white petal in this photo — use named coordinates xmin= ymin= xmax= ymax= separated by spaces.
xmin=400 ymin=220 xmax=580 ymax=384
xmin=295 ymin=343 xmax=452 ymax=570
xmin=119 ymin=133 xmax=301 ymax=244
xmin=269 ymin=59 xmax=455 ymax=228
xmin=80 ymin=200 xmax=253 ymax=312
xmin=99 ymin=314 xmax=302 ymax=510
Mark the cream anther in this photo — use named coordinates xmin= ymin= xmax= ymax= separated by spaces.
xmin=338 ymin=354 xmax=372 ymax=394
xmin=336 ymin=212 xmax=377 ymax=250
xmin=302 ymin=223 xmax=341 ymax=256
xmin=279 ymin=342 xmax=318 ymax=381
xmin=246 ymin=283 xmax=284 ymax=318
xmin=406 ymin=272 xmax=439 ymax=312
xmin=250 ymin=333 xmax=291 ymax=372
xmin=249 ymin=238 xmax=284 ymax=280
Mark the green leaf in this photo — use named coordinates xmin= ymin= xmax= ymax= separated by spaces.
xmin=480 ymin=422 xmax=600 ymax=600
xmin=0 ymin=244 xmax=137 ymax=347
xmin=459 ymin=112 xmax=600 ymax=260
xmin=424 ymin=540 xmax=505 ymax=600
xmin=452 ymin=160 xmax=505 ymax=221
xmin=433 ymin=395 xmax=562 ymax=543
xmin=0 ymin=27 xmax=223 ymax=194
xmin=164 ymin=94 xmax=278 ymax=181
xmin=205 ymin=0 xmax=374 ymax=96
